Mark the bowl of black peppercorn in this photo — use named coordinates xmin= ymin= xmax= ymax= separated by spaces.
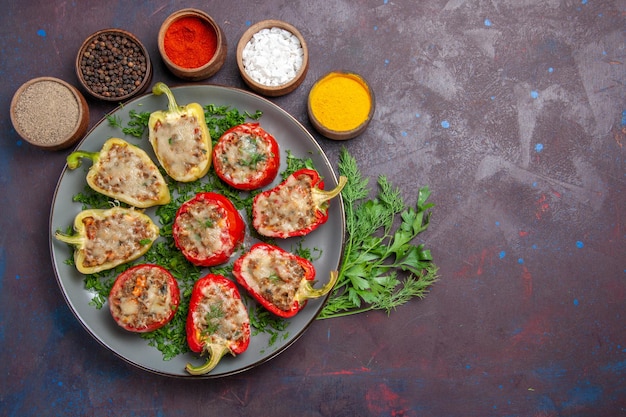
xmin=76 ymin=28 xmax=153 ymax=102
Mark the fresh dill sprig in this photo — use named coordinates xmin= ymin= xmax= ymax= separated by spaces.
xmin=106 ymin=114 xmax=123 ymax=130
xmin=318 ymin=147 xmax=438 ymax=319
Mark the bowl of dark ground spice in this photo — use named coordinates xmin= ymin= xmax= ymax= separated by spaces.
xmin=10 ymin=77 xmax=89 ymax=150
xmin=158 ymin=8 xmax=227 ymax=81
xmin=76 ymin=28 xmax=152 ymax=101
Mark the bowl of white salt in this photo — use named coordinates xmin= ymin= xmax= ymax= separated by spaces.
xmin=236 ymin=20 xmax=308 ymax=97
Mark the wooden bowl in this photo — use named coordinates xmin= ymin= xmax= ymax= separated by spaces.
xmin=307 ymin=71 xmax=375 ymax=140
xmin=10 ymin=77 xmax=89 ymax=150
xmin=236 ymin=20 xmax=309 ymax=97
xmin=158 ymin=8 xmax=227 ymax=81
xmin=76 ymin=29 xmax=152 ymax=102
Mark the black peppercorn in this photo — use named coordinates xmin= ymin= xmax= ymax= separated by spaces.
xmin=79 ymin=31 xmax=149 ymax=99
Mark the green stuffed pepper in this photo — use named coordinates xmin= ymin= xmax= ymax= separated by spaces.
xmin=66 ymin=137 xmax=170 ymax=208
xmin=148 ymin=82 xmax=212 ymax=182
xmin=54 ymin=207 xmax=159 ymax=274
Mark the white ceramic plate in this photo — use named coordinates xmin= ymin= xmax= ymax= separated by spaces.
xmin=49 ymin=85 xmax=345 ymax=378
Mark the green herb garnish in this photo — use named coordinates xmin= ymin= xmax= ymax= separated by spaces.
xmin=204 ymin=104 xmax=262 ymax=142
xmin=123 ymin=110 xmax=150 ymax=137
xmin=240 ymin=152 xmax=266 ymax=169
xmin=72 ymin=185 xmax=117 ymax=209
xmin=282 ymin=150 xmax=315 ymax=180
xmin=318 ymin=148 xmax=438 ymax=319
xmin=106 ymin=114 xmax=123 ymax=129
xmin=249 ymin=304 xmax=290 ymax=349
xmin=203 ymin=303 xmax=225 ymax=336
xmin=106 ymin=110 xmax=150 ymax=138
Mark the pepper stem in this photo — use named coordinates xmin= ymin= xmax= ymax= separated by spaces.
xmin=185 ymin=343 xmax=230 ymax=376
xmin=54 ymin=231 xmax=83 ymax=246
xmin=294 ymin=270 xmax=339 ymax=304
xmin=152 ymin=82 xmax=182 ymax=115
xmin=312 ymin=176 xmax=348 ymax=206
xmin=66 ymin=151 xmax=99 ymax=170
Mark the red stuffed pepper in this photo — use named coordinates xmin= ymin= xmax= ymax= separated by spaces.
xmin=252 ymin=169 xmax=347 ymax=238
xmin=108 ymin=264 xmax=180 ymax=333
xmin=232 ymin=243 xmax=339 ymax=318
xmin=185 ymin=273 xmax=250 ymax=375
xmin=212 ymin=122 xmax=280 ymax=190
xmin=173 ymin=192 xmax=245 ymax=267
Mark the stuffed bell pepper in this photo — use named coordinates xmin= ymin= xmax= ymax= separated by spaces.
xmin=148 ymin=82 xmax=212 ymax=182
xmin=172 ymin=192 xmax=245 ymax=267
xmin=54 ymin=207 xmax=159 ymax=274
xmin=252 ymin=169 xmax=347 ymax=238
xmin=66 ymin=137 xmax=170 ymax=208
xmin=232 ymin=243 xmax=338 ymax=318
xmin=108 ymin=264 xmax=180 ymax=333
xmin=185 ymin=273 xmax=250 ymax=375
xmin=212 ymin=122 xmax=280 ymax=190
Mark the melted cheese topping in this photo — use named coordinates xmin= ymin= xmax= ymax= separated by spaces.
xmin=253 ymin=174 xmax=316 ymax=236
xmin=151 ymin=112 xmax=208 ymax=180
xmin=238 ymin=246 xmax=305 ymax=311
xmin=192 ymin=281 xmax=248 ymax=345
xmin=110 ymin=266 xmax=175 ymax=330
xmin=175 ymin=201 xmax=235 ymax=260
xmin=215 ymin=131 xmax=273 ymax=184
xmin=92 ymin=143 xmax=165 ymax=204
xmin=82 ymin=212 xmax=156 ymax=268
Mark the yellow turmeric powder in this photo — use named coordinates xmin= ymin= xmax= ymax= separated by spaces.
xmin=309 ymin=72 xmax=372 ymax=132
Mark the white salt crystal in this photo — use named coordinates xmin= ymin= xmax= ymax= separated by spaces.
xmin=242 ymin=27 xmax=304 ymax=87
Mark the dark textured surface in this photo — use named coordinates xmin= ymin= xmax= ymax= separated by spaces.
xmin=1 ymin=1 xmax=625 ymax=416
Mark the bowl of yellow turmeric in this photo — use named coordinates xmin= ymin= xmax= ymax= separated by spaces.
xmin=307 ymin=71 xmax=375 ymax=140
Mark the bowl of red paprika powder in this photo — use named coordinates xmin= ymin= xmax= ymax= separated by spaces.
xmin=158 ymin=8 xmax=227 ymax=81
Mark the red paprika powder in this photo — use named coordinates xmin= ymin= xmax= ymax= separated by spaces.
xmin=164 ymin=16 xmax=217 ymax=68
